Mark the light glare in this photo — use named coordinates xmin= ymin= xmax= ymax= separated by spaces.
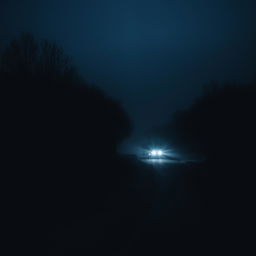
xmin=149 ymin=149 xmax=164 ymax=157
xmin=157 ymin=150 xmax=163 ymax=156
xmin=151 ymin=150 xmax=157 ymax=156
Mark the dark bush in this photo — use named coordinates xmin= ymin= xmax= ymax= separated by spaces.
xmin=166 ymin=83 xmax=256 ymax=162
xmin=1 ymin=34 xmax=134 ymax=253
xmin=0 ymin=33 xmax=132 ymax=161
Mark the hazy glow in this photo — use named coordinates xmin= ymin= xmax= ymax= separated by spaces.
xmin=157 ymin=150 xmax=163 ymax=156
xmin=149 ymin=149 xmax=164 ymax=157
xmin=151 ymin=150 xmax=157 ymax=156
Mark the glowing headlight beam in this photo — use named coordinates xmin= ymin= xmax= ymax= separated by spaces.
xmin=157 ymin=150 xmax=163 ymax=156
xmin=151 ymin=150 xmax=157 ymax=156
xmin=149 ymin=149 xmax=164 ymax=157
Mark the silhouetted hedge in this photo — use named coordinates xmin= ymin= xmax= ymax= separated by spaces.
xmin=0 ymin=34 xmax=132 ymax=161
xmin=166 ymin=83 xmax=256 ymax=161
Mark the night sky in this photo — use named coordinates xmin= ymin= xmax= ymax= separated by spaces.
xmin=1 ymin=0 xmax=256 ymax=137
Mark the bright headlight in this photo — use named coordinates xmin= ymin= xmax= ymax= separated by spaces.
xmin=151 ymin=150 xmax=157 ymax=156
xmin=149 ymin=149 xmax=163 ymax=157
xmin=157 ymin=150 xmax=163 ymax=156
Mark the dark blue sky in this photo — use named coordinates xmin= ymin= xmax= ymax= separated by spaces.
xmin=1 ymin=0 xmax=256 ymax=136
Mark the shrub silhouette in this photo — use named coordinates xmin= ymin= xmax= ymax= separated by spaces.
xmin=165 ymin=83 xmax=256 ymax=162
xmin=0 ymin=33 xmax=132 ymax=161
xmin=157 ymin=83 xmax=256 ymax=254
xmin=1 ymin=34 xmax=134 ymax=253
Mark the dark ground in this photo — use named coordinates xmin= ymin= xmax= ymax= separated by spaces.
xmin=44 ymin=158 xmax=208 ymax=255
xmin=4 ymin=153 xmax=254 ymax=255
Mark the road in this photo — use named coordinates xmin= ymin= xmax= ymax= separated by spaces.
xmin=48 ymin=157 xmax=203 ymax=255
xmin=116 ymin=157 xmax=202 ymax=255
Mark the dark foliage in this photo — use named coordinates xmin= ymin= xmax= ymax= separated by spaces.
xmin=0 ymin=33 xmax=132 ymax=158
xmin=166 ymin=83 xmax=256 ymax=162
xmin=136 ymin=83 xmax=256 ymax=255
xmin=1 ymin=34 xmax=154 ymax=255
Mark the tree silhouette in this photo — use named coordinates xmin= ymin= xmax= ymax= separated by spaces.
xmin=164 ymin=82 xmax=256 ymax=162
xmin=0 ymin=33 xmax=132 ymax=160
xmin=0 ymin=33 xmax=77 ymax=84
xmin=1 ymin=33 xmax=135 ymax=254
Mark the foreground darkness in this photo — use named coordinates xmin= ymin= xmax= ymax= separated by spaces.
xmin=2 ymin=35 xmax=256 ymax=255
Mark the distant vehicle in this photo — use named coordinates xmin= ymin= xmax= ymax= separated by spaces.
xmin=139 ymin=149 xmax=166 ymax=159
xmin=140 ymin=148 xmax=181 ymax=161
xmin=148 ymin=149 xmax=164 ymax=158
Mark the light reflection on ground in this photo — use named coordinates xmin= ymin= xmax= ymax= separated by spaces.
xmin=142 ymin=158 xmax=183 ymax=165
